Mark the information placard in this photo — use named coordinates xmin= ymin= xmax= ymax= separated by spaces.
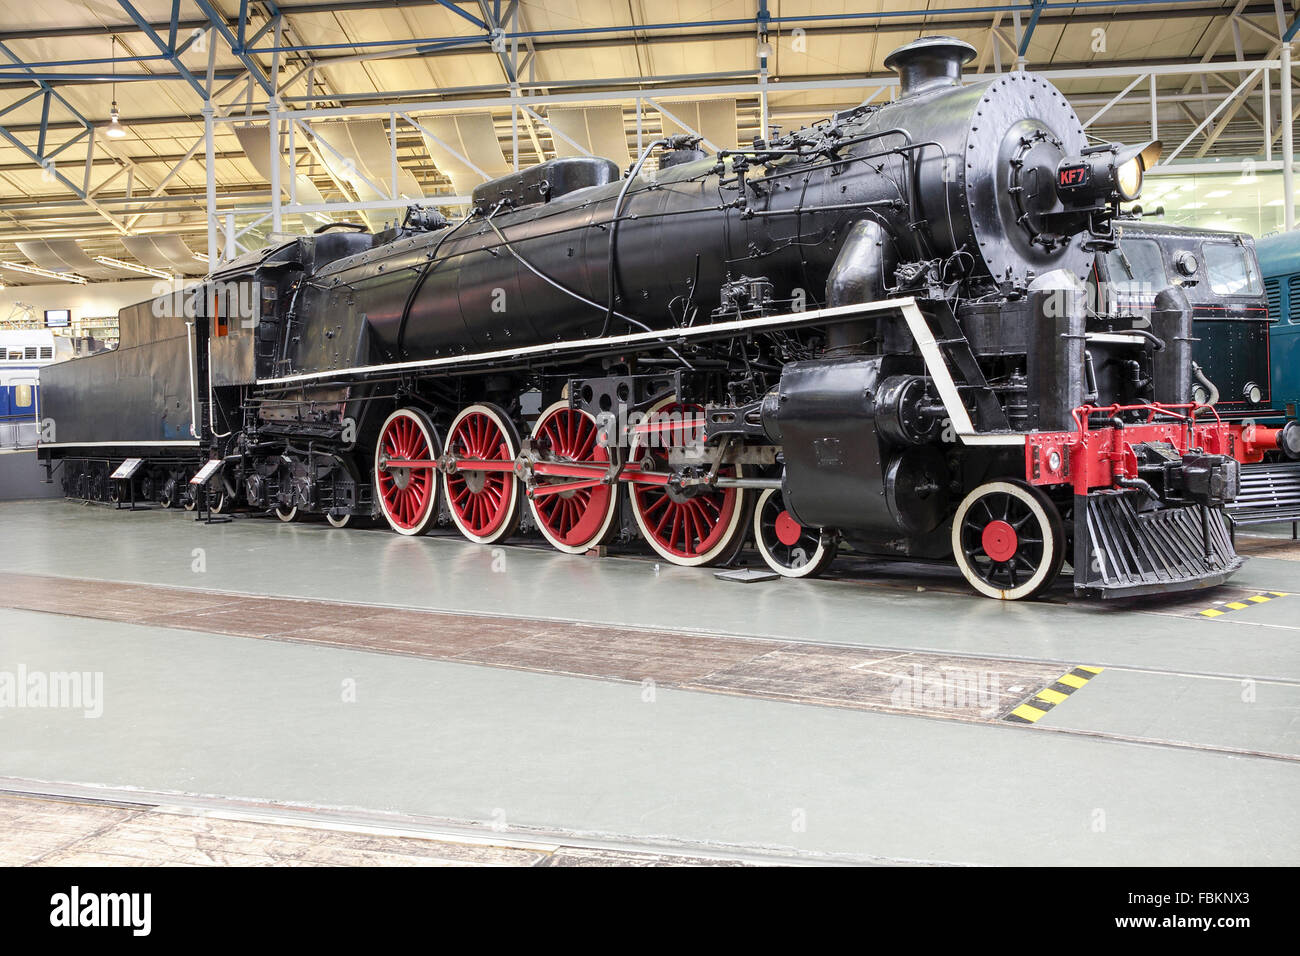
xmin=190 ymin=459 xmax=224 ymax=486
xmin=110 ymin=458 xmax=144 ymax=480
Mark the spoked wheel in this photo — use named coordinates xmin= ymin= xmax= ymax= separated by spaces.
xmin=951 ymin=479 xmax=1066 ymax=601
xmin=626 ymin=398 xmax=748 ymax=567
xmin=444 ymin=403 xmax=522 ymax=545
xmin=374 ymin=407 xmax=441 ymax=536
xmin=527 ymin=401 xmax=619 ymax=554
xmin=161 ymin=479 xmax=179 ymax=510
xmin=325 ymin=512 xmax=352 ymax=528
xmin=274 ymin=503 xmax=298 ymax=523
xmin=209 ymin=486 xmax=231 ymax=514
xmin=108 ymin=481 xmax=122 ymax=504
xmin=753 ymin=487 xmax=837 ymax=578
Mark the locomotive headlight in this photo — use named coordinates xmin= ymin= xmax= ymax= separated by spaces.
xmin=1116 ymin=158 xmax=1143 ymax=201
xmin=1112 ymin=140 xmax=1162 ymax=201
xmin=1047 ymin=449 xmax=1062 ymax=472
xmin=1057 ymin=140 xmax=1162 ymax=207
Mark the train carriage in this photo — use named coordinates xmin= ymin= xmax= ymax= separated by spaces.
xmin=1092 ymin=221 xmax=1278 ymax=418
xmin=1256 ymin=229 xmax=1300 ymax=425
xmin=0 ymin=329 xmax=66 ymax=451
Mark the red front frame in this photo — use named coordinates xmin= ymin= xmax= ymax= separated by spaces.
xmin=1024 ymin=402 xmax=1282 ymax=494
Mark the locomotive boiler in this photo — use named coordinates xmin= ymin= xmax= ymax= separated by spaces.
xmin=41 ymin=35 xmax=1280 ymax=600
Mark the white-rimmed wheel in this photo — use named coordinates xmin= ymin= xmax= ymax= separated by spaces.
xmin=951 ymin=479 xmax=1066 ymax=601
xmin=163 ymin=479 xmax=182 ymax=510
xmin=626 ymin=397 xmax=748 ymax=567
xmin=374 ymin=407 xmax=441 ymax=536
xmin=274 ymin=503 xmax=298 ymax=522
xmin=527 ymin=401 xmax=619 ymax=553
xmin=325 ymin=512 xmax=352 ymax=528
xmin=443 ymin=403 xmax=522 ymax=545
xmin=209 ymin=485 xmax=231 ymax=514
xmin=753 ymin=487 xmax=837 ymax=578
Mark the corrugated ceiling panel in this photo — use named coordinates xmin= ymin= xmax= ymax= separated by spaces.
xmin=418 ymin=114 xmax=510 ymax=195
xmin=121 ymin=235 xmax=207 ymax=275
xmin=544 ymin=106 xmax=630 ymax=166
xmin=658 ymin=99 xmax=739 ymax=152
xmin=233 ymin=124 xmax=325 ymax=204
xmin=15 ymin=239 xmax=122 ymax=279
xmin=309 ymin=119 xmax=424 ymax=201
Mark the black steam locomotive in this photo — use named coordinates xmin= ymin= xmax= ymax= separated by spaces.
xmin=41 ymin=36 xmax=1294 ymax=600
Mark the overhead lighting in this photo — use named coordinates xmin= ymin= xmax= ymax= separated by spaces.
xmin=0 ymin=260 xmax=88 ymax=283
xmin=93 ymin=255 xmax=172 ymax=279
xmin=1205 ymin=189 xmax=1232 ymax=198
xmin=1267 ymin=198 xmax=1284 ymax=207
xmin=105 ymin=103 xmax=127 ymax=139
xmin=103 ymin=37 xmax=128 ymax=140
xmin=1182 ymin=202 xmax=1207 ymax=209
xmin=192 ymin=252 xmax=209 ymax=263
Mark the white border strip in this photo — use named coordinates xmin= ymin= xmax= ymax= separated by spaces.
xmin=897 ymin=300 xmax=1024 ymax=448
xmin=38 ymin=441 xmax=201 ymax=448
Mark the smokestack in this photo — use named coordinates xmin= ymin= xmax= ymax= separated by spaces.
xmin=884 ymin=36 xmax=978 ymax=99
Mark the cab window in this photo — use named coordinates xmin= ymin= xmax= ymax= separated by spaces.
xmin=1105 ymin=238 xmax=1168 ymax=296
xmin=14 ymin=384 xmax=32 ymax=408
xmin=1203 ymin=240 xmax=1263 ymax=296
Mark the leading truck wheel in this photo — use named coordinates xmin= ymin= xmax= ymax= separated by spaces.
xmin=527 ymin=401 xmax=619 ymax=553
xmin=375 ymin=407 xmax=441 ymax=536
xmin=753 ymin=488 xmax=838 ymax=578
xmin=626 ymin=398 xmax=748 ymax=567
xmin=443 ymin=403 xmax=522 ymax=545
xmin=952 ymin=479 xmax=1066 ymax=601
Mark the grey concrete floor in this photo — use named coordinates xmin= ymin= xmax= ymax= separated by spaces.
xmin=0 ymin=499 xmax=1297 ymax=864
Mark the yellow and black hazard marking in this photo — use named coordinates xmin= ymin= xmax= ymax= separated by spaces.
xmin=1004 ymin=666 xmax=1103 ymax=724
xmin=1198 ymin=591 xmax=1289 ymax=618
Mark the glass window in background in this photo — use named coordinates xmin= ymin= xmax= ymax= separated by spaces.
xmin=1203 ymin=240 xmax=1264 ymax=295
xmin=1140 ymin=168 xmax=1289 ymax=237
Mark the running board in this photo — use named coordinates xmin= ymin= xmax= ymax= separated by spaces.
xmin=257 ymin=299 xmax=918 ymax=386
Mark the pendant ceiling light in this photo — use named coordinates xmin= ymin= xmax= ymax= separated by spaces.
xmin=105 ymin=36 xmax=127 ymax=139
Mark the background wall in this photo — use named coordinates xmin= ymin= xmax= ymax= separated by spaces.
xmin=0 ymin=450 xmax=62 ymax=500
xmin=0 ymin=278 xmax=166 ymax=328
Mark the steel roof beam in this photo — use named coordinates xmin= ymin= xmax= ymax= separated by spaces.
xmin=114 ymin=0 xmax=210 ymax=101
xmin=191 ymin=0 xmax=275 ymax=97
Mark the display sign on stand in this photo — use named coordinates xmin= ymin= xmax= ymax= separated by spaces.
xmin=110 ymin=458 xmax=150 ymax=511
xmin=189 ymin=459 xmax=232 ymax=524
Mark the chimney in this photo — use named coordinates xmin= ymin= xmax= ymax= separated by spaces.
xmin=884 ymin=36 xmax=978 ymax=99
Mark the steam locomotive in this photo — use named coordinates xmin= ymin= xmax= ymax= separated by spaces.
xmin=40 ymin=36 xmax=1298 ymax=600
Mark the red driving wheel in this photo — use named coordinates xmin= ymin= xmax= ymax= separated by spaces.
xmin=626 ymin=398 xmax=748 ymax=567
xmin=374 ymin=407 xmax=440 ymax=536
xmin=528 ymin=402 xmax=618 ymax=553
xmin=444 ymin=403 xmax=522 ymax=545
